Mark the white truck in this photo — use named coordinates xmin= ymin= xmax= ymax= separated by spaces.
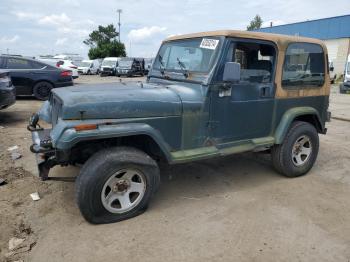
xmin=339 ymin=55 xmax=350 ymax=94
xmin=77 ymin=59 xmax=101 ymax=75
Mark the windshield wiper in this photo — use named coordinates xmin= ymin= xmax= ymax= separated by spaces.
xmin=177 ymin=57 xmax=188 ymax=78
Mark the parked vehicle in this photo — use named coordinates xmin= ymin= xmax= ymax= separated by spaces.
xmin=0 ymin=70 xmax=16 ymax=110
xmin=144 ymin=58 xmax=154 ymax=74
xmin=38 ymin=58 xmax=79 ymax=79
xmin=53 ymin=54 xmax=83 ymax=64
xmin=56 ymin=60 xmax=79 ymax=79
xmin=28 ymin=31 xmax=330 ymax=224
xmin=340 ymin=54 xmax=350 ymax=94
xmin=100 ymin=57 xmax=119 ymax=76
xmin=0 ymin=55 xmax=73 ymax=100
xmin=116 ymin=57 xmax=145 ymax=77
xmin=329 ymin=61 xmax=336 ymax=84
xmin=77 ymin=60 xmax=101 ymax=75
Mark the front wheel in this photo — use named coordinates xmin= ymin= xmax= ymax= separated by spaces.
xmin=271 ymin=121 xmax=319 ymax=177
xmin=75 ymin=147 xmax=160 ymax=224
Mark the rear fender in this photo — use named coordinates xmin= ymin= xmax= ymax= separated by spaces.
xmin=274 ymin=107 xmax=322 ymax=144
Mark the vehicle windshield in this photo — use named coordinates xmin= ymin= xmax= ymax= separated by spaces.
xmin=153 ymin=37 xmax=220 ymax=74
xmin=102 ymin=60 xmax=117 ymax=67
xmin=79 ymin=61 xmax=92 ymax=67
xmin=347 ymin=62 xmax=350 ymax=74
xmin=118 ymin=60 xmax=133 ymax=68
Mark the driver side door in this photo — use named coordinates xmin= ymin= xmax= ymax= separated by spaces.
xmin=209 ymin=39 xmax=277 ymax=144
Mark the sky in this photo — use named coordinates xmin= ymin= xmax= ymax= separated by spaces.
xmin=0 ymin=0 xmax=349 ymax=59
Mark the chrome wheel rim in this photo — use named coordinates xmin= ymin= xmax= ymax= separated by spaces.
xmin=291 ymin=135 xmax=312 ymax=166
xmin=101 ymin=168 xmax=146 ymax=214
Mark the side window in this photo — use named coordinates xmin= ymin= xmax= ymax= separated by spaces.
xmin=6 ymin=58 xmax=32 ymax=69
xmin=30 ymin=61 xmax=45 ymax=69
xmin=282 ymin=43 xmax=325 ymax=88
xmin=225 ymin=42 xmax=276 ymax=83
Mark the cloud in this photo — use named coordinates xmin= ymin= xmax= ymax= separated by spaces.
xmin=128 ymin=26 xmax=167 ymax=42
xmin=13 ymin=11 xmax=40 ymax=20
xmin=0 ymin=35 xmax=20 ymax=44
xmin=55 ymin=37 xmax=68 ymax=46
xmin=38 ymin=13 xmax=71 ymax=26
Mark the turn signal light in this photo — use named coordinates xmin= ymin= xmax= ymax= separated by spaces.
xmin=74 ymin=124 xmax=98 ymax=131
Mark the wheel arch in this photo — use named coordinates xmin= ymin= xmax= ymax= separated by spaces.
xmin=56 ymin=123 xmax=173 ymax=163
xmin=32 ymin=79 xmax=55 ymax=93
xmin=274 ymin=107 xmax=323 ymax=144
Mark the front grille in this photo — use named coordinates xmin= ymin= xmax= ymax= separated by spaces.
xmin=51 ymin=96 xmax=62 ymax=127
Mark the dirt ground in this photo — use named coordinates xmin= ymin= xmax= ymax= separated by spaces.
xmin=0 ymin=76 xmax=349 ymax=262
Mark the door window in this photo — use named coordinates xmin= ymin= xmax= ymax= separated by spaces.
xmin=282 ymin=43 xmax=325 ymax=88
xmin=224 ymin=42 xmax=276 ymax=83
xmin=31 ymin=61 xmax=46 ymax=69
xmin=6 ymin=58 xmax=32 ymax=69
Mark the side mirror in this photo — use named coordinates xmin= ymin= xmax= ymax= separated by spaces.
xmin=223 ymin=62 xmax=241 ymax=82
xmin=330 ymin=66 xmax=334 ymax=72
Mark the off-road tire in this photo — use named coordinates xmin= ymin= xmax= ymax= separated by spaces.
xmin=33 ymin=81 xmax=54 ymax=100
xmin=75 ymin=147 xmax=160 ymax=224
xmin=271 ymin=121 xmax=319 ymax=177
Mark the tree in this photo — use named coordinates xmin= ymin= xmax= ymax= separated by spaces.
xmin=247 ymin=15 xmax=263 ymax=31
xmin=84 ymin=24 xmax=126 ymax=59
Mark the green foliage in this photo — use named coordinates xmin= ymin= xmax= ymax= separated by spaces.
xmin=247 ymin=15 xmax=263 ymax=31
xmin=84 ymin=24 xmax=126 ymax=59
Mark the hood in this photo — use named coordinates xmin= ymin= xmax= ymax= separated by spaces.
xmin=52 ymin=82 xmax=183 ymax=120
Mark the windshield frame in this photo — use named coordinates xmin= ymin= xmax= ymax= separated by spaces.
xmin=149 ymin=36 xmax=224 ymax=84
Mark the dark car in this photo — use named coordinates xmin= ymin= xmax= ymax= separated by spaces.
xmin=0 ymin=70 xmax=16 ymax=109
xmin=116 ymin=57 xmax=145 ymax=77
xmin=0 ymin=55 xmax=73 ymax=100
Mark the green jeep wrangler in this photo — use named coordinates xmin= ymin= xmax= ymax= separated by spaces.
xmin=28 ymin=30 xmax=331 ymax=224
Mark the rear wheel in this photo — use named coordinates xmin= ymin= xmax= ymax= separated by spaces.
xmin=75 ymin=147 xmax=160 ymax=224
xmin=33 ymin=81 xmax=53 ymax=100
xmin=271 ymin=121 xmax=319 ymax=177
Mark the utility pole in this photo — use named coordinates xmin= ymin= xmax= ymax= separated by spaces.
xmin=117 ymin=9 xmax=122 ymax=43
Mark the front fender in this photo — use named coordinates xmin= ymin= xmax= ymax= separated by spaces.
xmin=274 ymin=107 xmax=322 ymax=144
xmin=54 ymin=122 xmax=173 ymax=162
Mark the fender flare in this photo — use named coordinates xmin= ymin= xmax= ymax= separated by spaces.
xmin=55 ymin=122 xmax=173 ymax=162
xmin=274 ymin=107 xmax=322 ymax=144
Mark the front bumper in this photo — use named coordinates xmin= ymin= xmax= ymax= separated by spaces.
xmin=30 ymin=127 xmax=56 ymax=180
xmin=0 ymin=87 xmax=16 ymax=110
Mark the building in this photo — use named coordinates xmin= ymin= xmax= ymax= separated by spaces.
xmin=256 ymin=15 xmax=350 ymax=77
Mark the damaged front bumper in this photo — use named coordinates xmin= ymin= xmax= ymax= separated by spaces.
xmin=30 ymin=128 xmax=57 ymax=180
xmin=28 ymin=113 xmax=58 ymax=180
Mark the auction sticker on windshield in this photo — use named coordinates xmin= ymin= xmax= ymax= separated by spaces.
xmin=200 ymin=38 xmax=219 ymax=50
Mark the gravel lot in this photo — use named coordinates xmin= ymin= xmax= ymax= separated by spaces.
xmin=0 ymin=76 xmax=349 ymax=262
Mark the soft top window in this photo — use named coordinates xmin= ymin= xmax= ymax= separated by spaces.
xmin=282 ymin=42 xmax=325 ymax=88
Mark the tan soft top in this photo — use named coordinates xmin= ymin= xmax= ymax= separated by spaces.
xmin=164 ymin=30 xmax=326 ymax=50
